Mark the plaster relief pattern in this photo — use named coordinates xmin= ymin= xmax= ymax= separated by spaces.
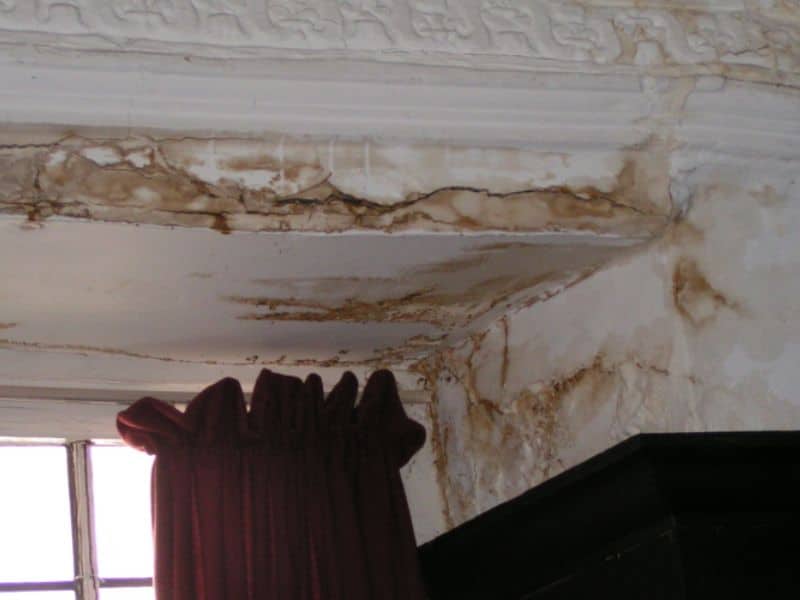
xmin=0 ymin=1 xmax=796 ymax=83
xmin=480 ymin=1 xmax=621 ymax=64
xmin=191 ymin=0 xmax=251 ymax=33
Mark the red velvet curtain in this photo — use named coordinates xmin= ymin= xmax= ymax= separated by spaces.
xmin=117 ymin=369 xmax=427 ymax=600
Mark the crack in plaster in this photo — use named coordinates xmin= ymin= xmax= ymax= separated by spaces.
xmin=0 ymin=134 xmax=671 ymax=235
xmin=0 ymin=327 xmax=453 ymax=371
xmin=0 ymin=337 xmax=398 ymax=369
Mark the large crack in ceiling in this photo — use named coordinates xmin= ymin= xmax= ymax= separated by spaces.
xmin=1 ymin=132 xmax=668 ymax=235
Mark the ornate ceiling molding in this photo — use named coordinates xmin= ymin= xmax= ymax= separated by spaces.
xmin=0 ymin=1 xmax=797 ymax=85
xmin=0 ymin=2 xmax=797 ymax=156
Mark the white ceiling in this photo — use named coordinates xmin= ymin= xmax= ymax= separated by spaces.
xmin=0 ymin=216 xmax=643 ymax=392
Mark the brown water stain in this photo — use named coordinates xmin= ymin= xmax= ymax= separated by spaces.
xmin=672 ymin=257 xmax=739 ymax=327
xmin=410 ymin=353 xmax=456 ymax=529
xmin=427 ymin=397 xmax=456 ymax=530
xmin=211 ymin=214 xmax=231 ymax=234
xmin=475 ymin=241 xmax=532 ymax=252
xmin=416 ymin=253 xmax=489 ymax=274
xmin=229 ymin=289 xmax=444 ymax=324
xmin=223 ymin=155 xmax=282 ymax=172
xmin=226 ymin=237 xmax=642 ymax=333
xmin=1 ymin=135 xmax=671 ymax=236
xmin=248 ymin=276 xmax=396 ymax=294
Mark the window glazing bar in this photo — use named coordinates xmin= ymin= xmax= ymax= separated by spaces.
xmin=0 ymin=581 xmax=75 ymax=592
xmin=67 ymin=441 xmax=99 ymax=600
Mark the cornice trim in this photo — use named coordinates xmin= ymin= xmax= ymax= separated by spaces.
xmin=0 ymin=0 xmax=797 ymax=87
xmin=1 ymin=60 xmax=798 ymax=157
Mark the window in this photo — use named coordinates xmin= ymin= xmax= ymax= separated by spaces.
xmin=0 ymin=440 xmax=154 ymax=600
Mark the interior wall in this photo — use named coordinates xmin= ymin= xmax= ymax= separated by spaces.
xmin=420 ymin=150 xmax=800 ymax=529
xmin=1 ymin=0 xmax=797 ymax=551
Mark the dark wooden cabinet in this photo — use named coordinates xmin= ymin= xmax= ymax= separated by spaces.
xmin=419 ymin=432 xmax=800 ymax=599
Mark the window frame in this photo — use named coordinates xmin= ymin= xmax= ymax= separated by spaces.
xmin=0 ymin=439 xmax=153 ymax=599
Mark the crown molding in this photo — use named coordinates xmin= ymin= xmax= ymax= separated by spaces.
xmin=0 ymin=60 xmax=659 ymax=148
xmin=2 ymin=60 xmax=798 ymax=158
xmin=0 ymin=1 xmax=797 ymax=86
xmin=0 ymin=2 xmax=797 ymax=150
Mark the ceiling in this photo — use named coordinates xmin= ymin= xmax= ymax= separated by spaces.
xmin=0 ymin=215 xmax=646 ymax=391
xmin=1 ymin=0 xmax=795 ymax=395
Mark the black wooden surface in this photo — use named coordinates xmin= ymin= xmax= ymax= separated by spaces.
xmin=418 ymin=432 xmax=800 ymax=600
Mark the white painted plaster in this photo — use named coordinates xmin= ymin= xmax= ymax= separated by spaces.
xmin=424 ymin=152 xmax=800 ymax=528
xmin=0 ymin=0 xmax=798 ymax=546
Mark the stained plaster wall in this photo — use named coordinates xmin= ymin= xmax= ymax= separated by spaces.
xmin=2 ymin=103 xmax=798 ymax=544
xmin=419 ymin=153 xmax=800 ymax=529
xmin=1 ymin=0 xmax=799 ymax=546
xmin=0 ymin=123 xmax=677 ymax=546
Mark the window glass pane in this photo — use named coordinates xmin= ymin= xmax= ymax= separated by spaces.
xmin=90 ymin=446 xmax=154 ymax=578
xmin=0 ymin=446 xmax=74 ymax=582
xmin=0 ymin=592 xmax=74 ymax=599
xmin=98 ymin=588 xmax=154 ymax=600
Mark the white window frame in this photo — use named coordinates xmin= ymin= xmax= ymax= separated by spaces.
xmin=0 ymin=438 xmax=154 ymax=598
xmin=0 ymin=386 xmax=195 ymax=597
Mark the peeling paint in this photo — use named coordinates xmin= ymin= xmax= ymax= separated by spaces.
xmin=0 ymin=0 xmax=796 ymax=552
xmin=0 ymin=132 xmax=671 ymax=236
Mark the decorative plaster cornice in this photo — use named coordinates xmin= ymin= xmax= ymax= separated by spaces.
xmin=0 ymin=1 xmax=797 ymax=85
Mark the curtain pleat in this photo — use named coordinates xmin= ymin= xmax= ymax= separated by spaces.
xmin=117 ymin=369 xmax=427 ymax=600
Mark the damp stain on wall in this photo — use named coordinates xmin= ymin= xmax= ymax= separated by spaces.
xmin=673 ymin=257 xmax=739 ymax=327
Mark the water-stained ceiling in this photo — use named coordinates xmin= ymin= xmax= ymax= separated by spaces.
xmin=0 ymin=216 xmax=647 ymax=373
xmin=3 ymin=0 xmax=793 ymax=396
xmin=0 ymin=121 xmax=674 ymax=393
